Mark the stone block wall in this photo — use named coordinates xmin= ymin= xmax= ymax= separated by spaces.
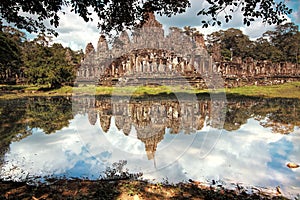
xmin=76 ymin=13 xmax=300 ymax=88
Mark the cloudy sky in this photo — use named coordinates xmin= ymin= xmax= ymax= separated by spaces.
xmin=26 ymin=0 xmax=300 ymax=51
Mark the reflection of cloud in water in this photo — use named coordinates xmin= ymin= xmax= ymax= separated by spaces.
xmin=101 ymin=117 xmax=146 ymax=156
xmin=1 ymin=115 xmax=300 ymax=198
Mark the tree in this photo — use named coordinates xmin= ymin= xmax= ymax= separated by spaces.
xmin=206 ymin=28 xmax=253 ymax=60
xmin=252 ymin=37 xmax=282 ymax=62
xmin=22 ymin=33 xmax=80 ymax=88
xmin=44 ymin=43 xmax=76 ymax=88
xmin=206 ymin=23 xmax=300 ymax=63
xmin=26 ymin=97 xmax=73 ymax=134
xmin=0 ymin=0 xmax=292 ymax=36
xmin=264 ymin=23 xmax=300 ymax=63
xmin=0 ymin=25 xmax=83 ymax=87
xmin=0 ymin=0 xmax=189 ymax=36
xmin=0 ymin=26 xmax=22 ymax=83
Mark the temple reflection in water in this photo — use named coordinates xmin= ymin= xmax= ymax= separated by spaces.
xmin=73 ymin=95 xmax=213 ymax=160
xmin=72 ymin=95 xmax=299 ymax=160
xmin=1 ymin=95 xmax=298 ymax=165
xmin=1 ymin=95 xmax=299 ymax=198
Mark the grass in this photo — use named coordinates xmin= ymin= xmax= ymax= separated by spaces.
xmin=69 ymin=84 xmax=208 ymax=96
xmin=226 ymin=81 xmax=300 ymax=99
xmin=1 ymin=81 xmax=300 ymax=99
xmin=102 ymin=85 xmax=206 ymax=96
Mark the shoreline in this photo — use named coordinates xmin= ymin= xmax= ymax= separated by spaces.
xmin=1 ymin=82 xmax=300 ymax=100
xmin=0 ymin=179 xmax=290 ymax=200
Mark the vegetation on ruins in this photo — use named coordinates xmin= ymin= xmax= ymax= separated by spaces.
xmin=0 ymin=0 xmax=293 ymax=36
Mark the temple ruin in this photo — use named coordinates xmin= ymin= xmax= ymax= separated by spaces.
xmin=77 ymin=12 xmax=300 ymax=88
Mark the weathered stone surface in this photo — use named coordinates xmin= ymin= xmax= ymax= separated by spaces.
xmin=97 ymin=35 xmax=108 ymax=53
xmin=77 ymin=13 xmax=300 ymax=88
xmin=85 ymin=43 xmax=95 ymax=55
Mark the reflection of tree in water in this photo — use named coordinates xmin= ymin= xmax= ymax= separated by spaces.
xmin=224 ymin=98 xmax=257 ymax=131
xmin=25 ymin=97 xmax=73 ymax=134
xmin=101 ymin=160 xmax=142 ymax=181
xmin=0 ymin=98 xmax=28 ymax=165
xmin=225 ymin=97 xmax=300 ymax=134
xmin=0 ymin=97 xmax=73 ymax=166
xmin=253 ymin=98 xmax=300 ymax=134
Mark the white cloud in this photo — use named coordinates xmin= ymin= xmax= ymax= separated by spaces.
xmin=51 ymin=8 xmax=100 ymax=51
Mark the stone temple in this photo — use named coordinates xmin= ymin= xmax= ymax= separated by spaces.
xmin=77 ymin=12 xmax=300 ymax=88
xmin=76 ymin=12 xmax=218 ymax=89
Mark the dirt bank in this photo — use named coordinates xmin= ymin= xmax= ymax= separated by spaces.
xmin=0 ymin=179 xmax=289 ymax=200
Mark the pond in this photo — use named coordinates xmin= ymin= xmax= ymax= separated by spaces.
xmin=0 ymin=94 xmax=299 ymax=198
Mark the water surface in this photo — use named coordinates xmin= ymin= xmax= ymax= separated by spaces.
xmin=0 ymin=95 xmax=299 ymax=198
